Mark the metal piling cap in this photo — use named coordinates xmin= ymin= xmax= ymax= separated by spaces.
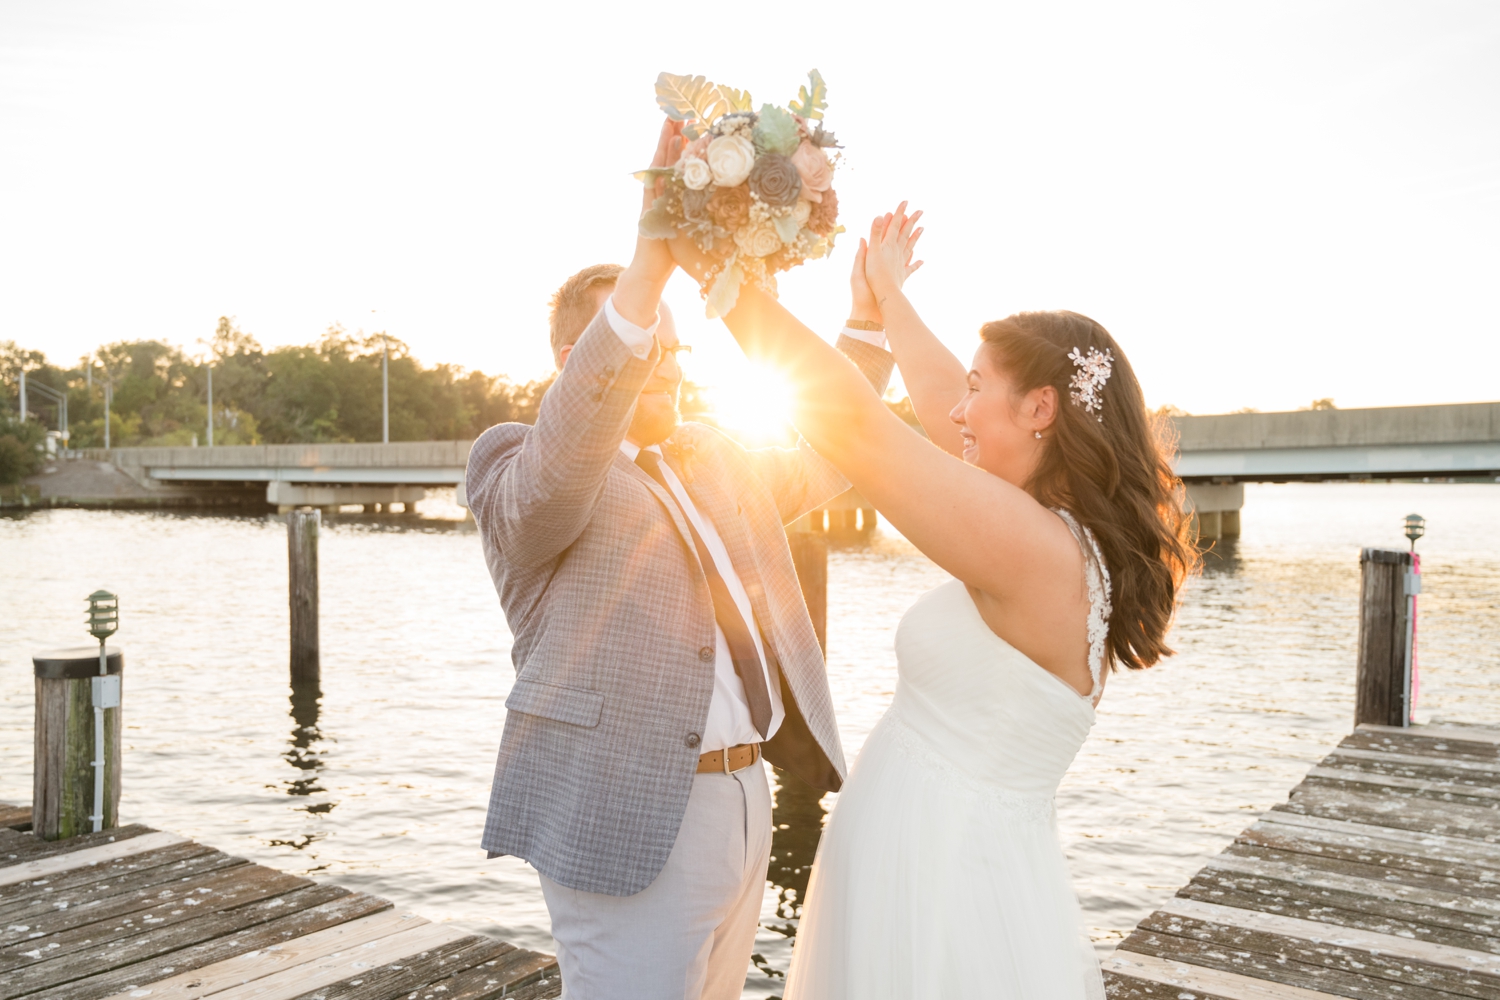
xmin=34 ymin=647 xmax=124 ymax=679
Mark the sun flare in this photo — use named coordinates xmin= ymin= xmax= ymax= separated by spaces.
xmin=700 ymin=363 xmax=798 ymax=446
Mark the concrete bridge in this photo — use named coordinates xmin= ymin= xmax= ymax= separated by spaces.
xmin=72 ymin=401 xmax=1498 ymax=531
xmin=1172 ymin=400 xmax=1500 ymax=538
xmin=76 ymin=441 xmax=472 ymax=513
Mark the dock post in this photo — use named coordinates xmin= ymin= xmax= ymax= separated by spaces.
xmin=1355 ymin=547 xmax=1413 ymax=727
xmin=787 ymin=520 xmax=828 ymax=654
xmin=288 ymin=509 xmax=320 ymax=685
xmin=33 ymin=648 xmax=123 ymax=840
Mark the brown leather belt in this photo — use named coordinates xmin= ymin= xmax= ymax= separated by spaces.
xmin=697 ymin=742 xmax=761 ymax=774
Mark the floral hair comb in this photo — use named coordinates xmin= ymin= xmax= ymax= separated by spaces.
xmin=1067 ymin=346 xmax=1114 ymax=421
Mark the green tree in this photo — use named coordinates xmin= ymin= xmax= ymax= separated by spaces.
xmin=0 ymin=412 xmax=45 ymax=484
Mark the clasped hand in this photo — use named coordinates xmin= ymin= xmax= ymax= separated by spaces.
xmin=851 ymin=203 xmax=924 ymax=327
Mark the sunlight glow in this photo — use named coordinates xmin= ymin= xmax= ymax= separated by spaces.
xmin=700 ymin=363 xmax=798 ymax=447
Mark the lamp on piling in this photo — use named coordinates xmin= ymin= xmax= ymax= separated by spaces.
xmin=84 ymin=589 xmax=120 ymax=833
xmin=87 ymin=590 xmax=119 ymax=655
xmin=1403 ymin=513 xmax=1426 ymax=552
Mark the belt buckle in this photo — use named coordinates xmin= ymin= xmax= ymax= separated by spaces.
xmin=722 ymin=747 xmax=731 ymax=773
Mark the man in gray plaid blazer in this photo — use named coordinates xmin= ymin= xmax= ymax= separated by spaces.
xmin=466 ymin=180 xmax=893 ymax=997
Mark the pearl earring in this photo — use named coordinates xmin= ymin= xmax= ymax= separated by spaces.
xmin=1034 ymin=431 xmax=1042 ymax=439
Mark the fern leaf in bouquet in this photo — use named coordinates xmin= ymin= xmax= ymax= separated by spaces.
xmin=655 ymin=73 xmax=729 ymax=139
xmin=789 ymin=70 xmax=828 ymax=120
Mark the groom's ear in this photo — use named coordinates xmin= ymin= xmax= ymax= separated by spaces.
xmin=557 ymin=343 xmax=573 ymax=370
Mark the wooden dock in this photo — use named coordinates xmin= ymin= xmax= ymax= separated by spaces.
xmin=0 ymin=810 xmax=561 ymax=1000
xmin=1103 ymin=721 xmax=1500 ymax=1000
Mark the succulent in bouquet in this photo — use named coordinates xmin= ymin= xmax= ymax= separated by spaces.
xmin=637 ymin=70 xmax=844 ymax=317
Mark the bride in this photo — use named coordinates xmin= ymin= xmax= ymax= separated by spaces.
xmin=669 ymin=205 xmax=1193 ymax=998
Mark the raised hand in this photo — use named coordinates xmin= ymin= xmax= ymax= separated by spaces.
xmin=849 ymin=238 xmax=882 ymax=325
xmin=645 ymin=119 xmax=685 ymax=212
xmin=864 ymin=201 xmax=925 ymax=305
xmin=615 ymin=119 xmax=687 ymax=328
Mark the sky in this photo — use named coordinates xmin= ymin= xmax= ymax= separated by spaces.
xmin=2 ymin=1 xmax=1497 ymax=420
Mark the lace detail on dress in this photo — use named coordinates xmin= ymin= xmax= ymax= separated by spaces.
xmin=884 ymin=705 xmax=1055 ymax=823
xmin=1053 ymin=509 xmax=1112 ymax=703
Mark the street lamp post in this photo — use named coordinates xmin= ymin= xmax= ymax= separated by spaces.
xmin=206 ymin=365 xmax=214 ymax=447
xmin=26 ymin=382 xmax=69 ymax=450
xmin=381 ymin=334 xmax=389 ymax=444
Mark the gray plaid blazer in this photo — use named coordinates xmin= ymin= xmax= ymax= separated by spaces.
xmin=467 ymin=309 xmax=893 ymax=896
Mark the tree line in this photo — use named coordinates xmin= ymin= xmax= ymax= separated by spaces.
xmin=0 ymin=319 xmax=564 ymax=483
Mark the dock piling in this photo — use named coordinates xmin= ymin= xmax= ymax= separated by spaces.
xmin=288 ymin=509 xmax=320 ymax=684
xmin=786 ymin=529 xmax=828 ymax=654
xmin=1355 ymin=547 xmax=1414 ymax=727
xmin=32 ymin=648 xmax=123 ymax=840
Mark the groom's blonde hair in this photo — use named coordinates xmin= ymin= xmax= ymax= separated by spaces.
xmin=550 ymin=263 xmax=624 ymax=365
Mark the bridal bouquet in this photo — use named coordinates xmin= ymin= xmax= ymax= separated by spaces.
xmin=637 ymin=70 xmax=844 ymax=317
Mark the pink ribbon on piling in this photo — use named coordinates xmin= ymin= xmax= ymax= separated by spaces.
xmin=1410 ymin=552 xmax=1421 ymax=722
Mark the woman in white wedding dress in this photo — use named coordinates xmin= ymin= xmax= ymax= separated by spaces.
xmin=671 ymin=204 xmax=1194 ymax=998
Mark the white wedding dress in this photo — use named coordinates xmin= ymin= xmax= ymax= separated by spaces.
xmin=784 ymin=511 xmax=1109 ymax=1000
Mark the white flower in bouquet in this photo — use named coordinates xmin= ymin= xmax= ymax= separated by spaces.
xmin=735 ymin=218 xmax=783 ymax=258
xmin=707 ymin=134 xmax=755 ymax=188
xmin=715 ymin=113 xmax=755 ymax=140
xmin=680 ymin=156 xmax=713 ymax=191
xmin=793 ymin=199 xmax=812 ymax=226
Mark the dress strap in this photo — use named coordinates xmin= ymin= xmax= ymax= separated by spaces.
xmin=1052 ymin=508 xmax=1112 ymax=704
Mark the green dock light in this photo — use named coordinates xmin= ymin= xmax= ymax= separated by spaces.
xmin=87 ymin=590 xmax=119 ymax=646
xmin=1403 ymin=513 xmax=1426 ymax=552
xmin=84 ymin=590 xmax=120 ymax=833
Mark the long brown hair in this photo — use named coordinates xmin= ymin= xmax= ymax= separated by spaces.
xmin=981 ymin=311 xmax=1196 ymax=671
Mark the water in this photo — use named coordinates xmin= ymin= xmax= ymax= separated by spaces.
xmin=1 ymin=483 xmax=1497 ymax=996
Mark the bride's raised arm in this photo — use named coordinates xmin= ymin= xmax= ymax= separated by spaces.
xmin=857 ymin=205 xmax=970 ymax=458
xmin=666 ymin=227 xmax=1083 ymax=615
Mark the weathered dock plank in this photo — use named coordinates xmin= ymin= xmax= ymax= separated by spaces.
xmin=1105 ymin=722 xmax=1500 ymax=1000
xmin=34 ymin=891 xmax=391 ymax=1000
xmin=0 ymin=812 xmax=560 ymax=1000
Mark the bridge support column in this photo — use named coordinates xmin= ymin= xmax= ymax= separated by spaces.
xmin=267 ymin=482 xmax=425 ymax=513
xmin=1185 ymin=483 xmax=1244 ymax=542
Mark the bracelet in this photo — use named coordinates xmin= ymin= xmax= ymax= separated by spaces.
xmin=845 ymin=319 xmax=884 ymax=332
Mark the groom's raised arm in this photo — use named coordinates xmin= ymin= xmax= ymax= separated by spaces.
xmin=466 ymin=135 xmax=679 ymax=569
xmin=466 ymin=309 xmax=659 ymax=569
xmin=742 ymin=331 xmax=895 ymax=525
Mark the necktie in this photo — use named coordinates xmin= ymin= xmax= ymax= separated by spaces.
xmin=635 ymin=449 xmax=773 ymax=738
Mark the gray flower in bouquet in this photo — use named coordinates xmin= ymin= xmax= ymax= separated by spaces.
xmin=681 ymin=186 xmax=713 ymax=225
xmin=748 ymin=154 xmax=802 ymax=208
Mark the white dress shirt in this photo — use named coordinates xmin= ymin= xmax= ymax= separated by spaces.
xmin=605 ymin=296 xmax=785 ymax=751
xmin=839 ymin=325 xmax=888 ymax=349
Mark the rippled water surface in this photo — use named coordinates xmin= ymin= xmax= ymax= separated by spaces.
xmin=1 ymin=483 xmax=1497 ymax=997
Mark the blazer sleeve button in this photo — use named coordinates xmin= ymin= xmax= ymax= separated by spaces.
xmin=591 ymin=392 xmax=603 ymax=402
xmin=685 ymin=732 xmax=701 ymax=748
xmin=698 ymin=646 xmax=714 ymax=662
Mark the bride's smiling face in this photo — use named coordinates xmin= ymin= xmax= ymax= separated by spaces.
xmin=950 ymin=345 xmax=1058 ymax=486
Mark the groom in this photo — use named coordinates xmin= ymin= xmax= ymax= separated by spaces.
xmin=465 ymin=124 xmax=893 ymax=1000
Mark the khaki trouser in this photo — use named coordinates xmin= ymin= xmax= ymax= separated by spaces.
xmin=540 ymin=763 xmax=773 ymax=1000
